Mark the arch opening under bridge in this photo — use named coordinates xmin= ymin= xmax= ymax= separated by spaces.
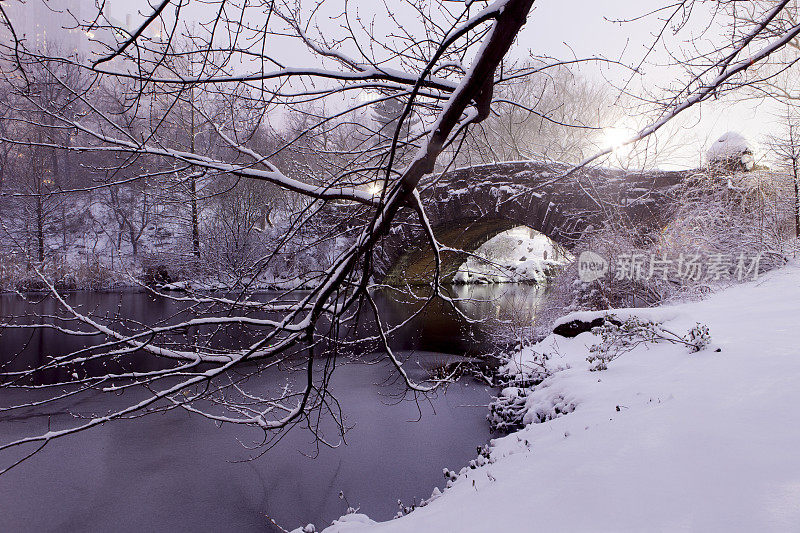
xmin=375 ymin=161 xmax=688 ymax=285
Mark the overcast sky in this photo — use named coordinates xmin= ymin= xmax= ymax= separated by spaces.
xmin=66 ymin=1 xmax=792 ymax=167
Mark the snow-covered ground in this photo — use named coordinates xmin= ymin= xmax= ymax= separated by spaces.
xmin=453 ymin=226 xmax=569 ymax=284
xmin=303 ymin=262 xmax=800 ymax=532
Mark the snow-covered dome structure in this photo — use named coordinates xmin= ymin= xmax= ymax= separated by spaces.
xmin=706 ymin=131 xmax=758 ymax=171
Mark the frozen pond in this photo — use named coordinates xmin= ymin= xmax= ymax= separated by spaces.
xmin=0 ymin=284 xmax=545 ymax=531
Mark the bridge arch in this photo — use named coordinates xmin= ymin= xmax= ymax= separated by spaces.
xmin=375 ymin=161 xmax=687 ymax=284
xmin=383 ymin=218 xmax=570 ymax=285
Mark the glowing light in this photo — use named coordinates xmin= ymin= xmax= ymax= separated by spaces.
xmin=85 ymin=31 xmax=95 ymax=39
xmin=602 ymin=127 xmax=632 ymax=152
xmin=366 ymin=182 xmax=383 ymax=197
xmin=357 ymin=89 xmax=380 ymax=105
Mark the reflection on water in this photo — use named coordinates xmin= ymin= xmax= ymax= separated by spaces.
xmin=376 ymin=283 xmax=547 ymax=354
xmin=450 ymin=283 xmax=546 ymax=326
xmin=0 ymin=283 xmax=546 ymax=532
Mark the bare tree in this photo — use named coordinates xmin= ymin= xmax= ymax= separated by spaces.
xmin=1 ymin=0 xmax=800 ymax=474
xmin=205 ymin=179 xmax=272 ymax=279
xmin=463 ymin=64 xmax=616 ymax=164
xmin=769 ymin=106 xmax=800 ymax=240
xmin=0 ymin=53 xmax=87 ymax=268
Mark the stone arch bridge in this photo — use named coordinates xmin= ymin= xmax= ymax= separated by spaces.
xmin=369 ymin=161 xmax=689 ymax=285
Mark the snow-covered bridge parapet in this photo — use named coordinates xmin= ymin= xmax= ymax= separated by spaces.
xmin=377 ymin=161 xmax=688 ymax=284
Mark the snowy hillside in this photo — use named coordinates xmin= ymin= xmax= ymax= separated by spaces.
xmin=303 ymin=262 xmax=800 ymax=532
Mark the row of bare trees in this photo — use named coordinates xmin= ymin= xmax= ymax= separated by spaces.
xmin=0 ymin=47 xmax=334 ymax=287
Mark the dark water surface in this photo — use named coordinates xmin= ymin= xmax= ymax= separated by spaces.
xmin=0 ymin=285 xmax=543 ymax=532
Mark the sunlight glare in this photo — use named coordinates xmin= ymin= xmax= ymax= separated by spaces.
xmin=603 ymin=127 xmax=632 ymax=152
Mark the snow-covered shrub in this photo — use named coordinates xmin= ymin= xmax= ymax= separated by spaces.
xmin=534 ymin=222 xmax=661 ymax=336
xmin=490 ymin=387 xmax=570 ymax=431
xmin=488 ymin=344 xmax=551 ymax=431
xmin=661 ymin=171 xmax=792 ymax=268
xmin=73 ymin=257 xmax=120 ymax=290
xmin=140 ymin=251 xmax=206 ymax=286
xmin=442 ymin=467 xmax=459 ymax=488
xmin=493 ymin=343 xmax=550 ymax=388
xmin=685 ymin=322 xmax=712 ymax=352
xmin=467 ymin=446 xmax=492 ymax=470
xmin=586 ymin=316 xmax=711 ymax=371
xmin=489 ymin=381 xmax=578 ymax=431
xmin=0 ymin=253 xmax=28 ymax=291
xmin=526 ymin=393 xmax=576 ymax=423
xmin=488 ymin=386 xmax=530 ymax=432
xmin=395 ymin=498 xmax=419 ymax=518
xmin=1 ymin=253 xmax=119 ymax=292
xmin=536 ymin=170 xmax=793 ymax=335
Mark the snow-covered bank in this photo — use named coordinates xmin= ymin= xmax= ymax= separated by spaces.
xmin=305 ymin=262 xmax=800 ymax=532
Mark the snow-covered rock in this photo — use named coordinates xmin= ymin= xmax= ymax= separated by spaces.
xmin=706 ymin=131 xmax=759 ymax=171
xmin=551 ymin=307 xmax=682 ymax=334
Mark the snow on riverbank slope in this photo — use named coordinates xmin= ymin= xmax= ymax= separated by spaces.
xmin=308 ymin=262 xmax=800 ymax=532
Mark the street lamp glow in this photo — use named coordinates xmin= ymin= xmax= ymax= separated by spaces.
xmin=357 ymin=89 xmax=379 ymax=104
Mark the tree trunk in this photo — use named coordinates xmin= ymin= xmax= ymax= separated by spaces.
xmin=189 ymin=83 xmax=201 ymax=259
xmin=130 ymin=223 xmax=138 ymax=257
xmin=793 ymin=157 xmax=800 ymax=239
xmin=191 ymin=174 xmax=200 ymax=258
xmin=36 ymin=195 xmax=44 ymax=264
xmin=789 ymin=121 xmax=800 ymax=239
